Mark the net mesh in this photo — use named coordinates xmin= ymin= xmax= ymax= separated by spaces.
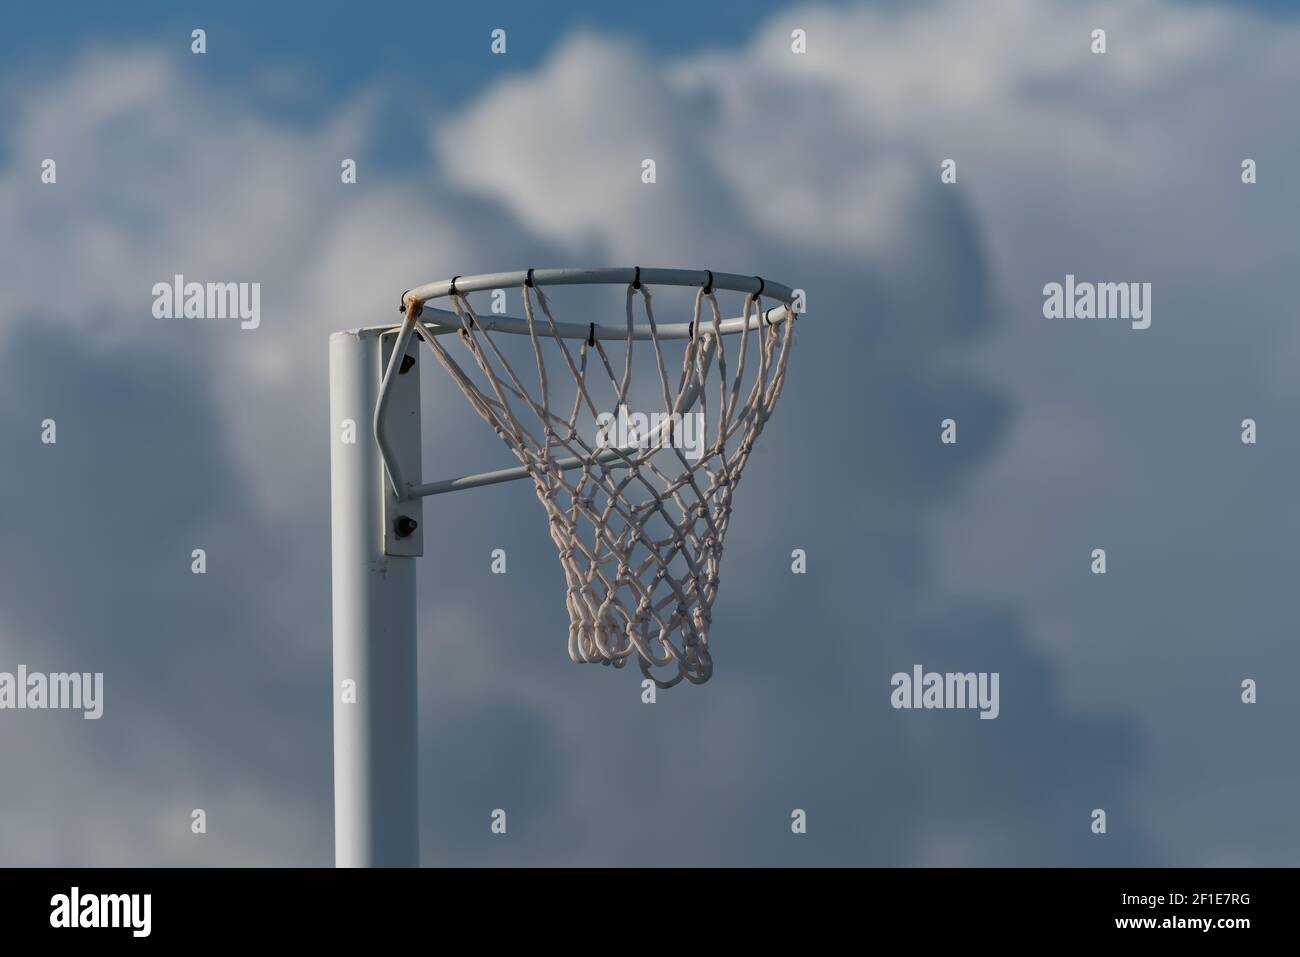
xmin=409 ymin=281 xmax=794 ymax=687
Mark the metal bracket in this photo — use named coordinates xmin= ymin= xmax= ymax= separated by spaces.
xmin=381 ymin=334 xmax=423 ymax=557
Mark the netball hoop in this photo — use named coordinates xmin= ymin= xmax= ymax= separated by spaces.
xmin=330 ymin=267 xmax=803 ymax=865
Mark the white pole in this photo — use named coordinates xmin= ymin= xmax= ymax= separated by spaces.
xmin=329 ymin=329 xmax=419 ymax=867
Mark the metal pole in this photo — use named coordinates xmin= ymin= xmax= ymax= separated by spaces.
xmin=329 ymin=330 xmax=419 ymax=867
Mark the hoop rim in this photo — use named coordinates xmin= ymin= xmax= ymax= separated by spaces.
xmin=402 ymin=267 xmax=798 ymax=309
xmin=410 ymin=302 xmax=795 ymax=343
xmin=370 ymin=266 xmax=801 ymax=503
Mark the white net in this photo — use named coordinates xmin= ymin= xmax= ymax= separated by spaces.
xmin=409 ymin=280 xmax=795 ymax=687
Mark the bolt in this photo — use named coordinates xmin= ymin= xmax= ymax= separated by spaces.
xmin=394 ymin=516 xmax=419 ymax=539
xmin=399 ymin=353 xmax=416 ymax=374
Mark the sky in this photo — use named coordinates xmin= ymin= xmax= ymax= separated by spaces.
xmin=1 ymin=0 xmax=1298 ymax=866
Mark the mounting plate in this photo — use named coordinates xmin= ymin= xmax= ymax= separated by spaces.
xmin=381 ymin=333 xmax=423 ymax=557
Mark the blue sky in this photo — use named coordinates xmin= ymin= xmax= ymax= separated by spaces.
xmin=7 ymin=1 xmax=815 ymax=105
xmin=11 ymin=0 xmax=1293 ymax=105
